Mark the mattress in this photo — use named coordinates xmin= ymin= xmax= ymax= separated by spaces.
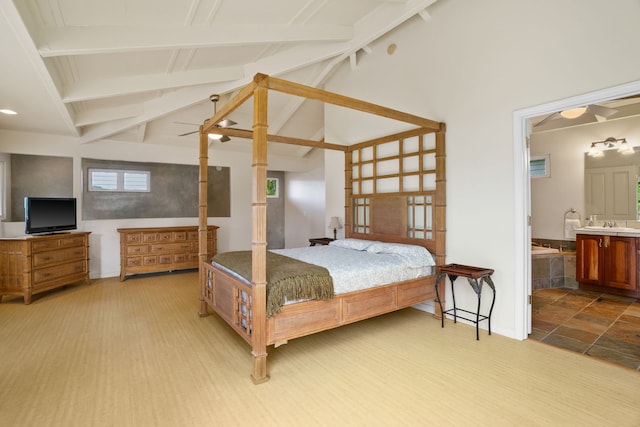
xmin=271 ymin=241 xmax=435 ymax=295
xmin=210 ymin=239 xmax=436 ymax=296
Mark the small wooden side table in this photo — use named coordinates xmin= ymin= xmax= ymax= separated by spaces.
xmin=435 ymin=263 xmax=496 ymax=340
xmin=309 ymin=237 xmax=335 ymax=246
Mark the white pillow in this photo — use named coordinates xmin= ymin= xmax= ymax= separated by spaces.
xmin=366 ymin=242 xmax=435 ymax=268
xmin=329 ymin=238 xmax=378 ymax=251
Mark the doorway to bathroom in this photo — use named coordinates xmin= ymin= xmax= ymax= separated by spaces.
xmin=513 ymin=79 xmax=640 ymax=340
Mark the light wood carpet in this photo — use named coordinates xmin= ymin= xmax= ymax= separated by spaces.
xmin=1 ymin=271 xmax=639 ymax=426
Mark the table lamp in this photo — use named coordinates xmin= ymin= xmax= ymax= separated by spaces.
xmin=328 ymin=216 xmax=342 ymax=240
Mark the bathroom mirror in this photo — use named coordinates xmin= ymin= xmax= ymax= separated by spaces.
xmin=584 ymin=147 xmax=640 ymax=220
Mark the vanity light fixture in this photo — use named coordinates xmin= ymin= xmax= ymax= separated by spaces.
xmin=588 ymin=137 xmax=634 ymax=157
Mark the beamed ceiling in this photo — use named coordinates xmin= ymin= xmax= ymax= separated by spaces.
xmin=0 ymin=0 xmax=440 ymax=157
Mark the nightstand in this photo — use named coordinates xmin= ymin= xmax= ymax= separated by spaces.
xmin=309 ymin=237 xmax=335 ymax=246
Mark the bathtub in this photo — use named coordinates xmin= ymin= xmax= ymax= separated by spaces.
xmin=531 ymin=245 xmax=560 ymax=255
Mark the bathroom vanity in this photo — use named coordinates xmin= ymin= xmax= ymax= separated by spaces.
xmin=576 ymin=227 xmax=639 ymax=298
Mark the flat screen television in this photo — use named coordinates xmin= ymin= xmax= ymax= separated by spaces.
xmin=24 ymin=197 xmax=77 ymax=235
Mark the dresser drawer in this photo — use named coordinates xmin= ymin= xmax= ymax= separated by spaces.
xmin=150 ymin=242 xmax=192 ymax=253
xmin=33 ymin=246 xmax=87 ymax=268
xmin=31 ymin=235 xmax=85 ymax=251
xmin=124 ymin=233 xmax=142 ymax=243
xmin=33 ymin=260 xmax=87 ymax=285
xmin=126 ymin=245 xmax=149 ymax=256
xmin=142 ymin=233 xmax=158 ymax=243
xmin=173 ymin=253 xmax=188 ymax=263
xmin=126 ymin=257 xmax=142 ymax=267
xmin=173 ymin=231 xmax=187 ymax=241
xmin=143 ymin=256 xmax=157 ymax=266
xmin=158 ymin=254 xmax=173 ymax=265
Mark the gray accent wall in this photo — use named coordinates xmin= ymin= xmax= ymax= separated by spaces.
xmin=10 ymin=154 xmax=73 ymax=221
xmin=82 ymin=158 xmax=230 ymax=220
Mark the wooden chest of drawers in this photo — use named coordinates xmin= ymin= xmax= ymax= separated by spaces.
xmin=0 ymin=232 xmax=91 ymax=304
xmin=118 ymin=226 xmax=218 ymax=280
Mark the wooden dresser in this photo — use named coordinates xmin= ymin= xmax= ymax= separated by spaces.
xmin=0 ymin=232 xmax=91 ymax=304
xmin=118 ymin=225 xmax=218 ymax=281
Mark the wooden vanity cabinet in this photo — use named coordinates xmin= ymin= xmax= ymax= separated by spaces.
xmin=576 ymin=233 xmax=637 ymax=297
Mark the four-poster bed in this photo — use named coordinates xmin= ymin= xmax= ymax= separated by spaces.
xmin=197 ymin=73 xmax=446 ymax=384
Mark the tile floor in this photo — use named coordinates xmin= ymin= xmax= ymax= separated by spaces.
xmin=530 ymin=287 xmax=640 ymax=371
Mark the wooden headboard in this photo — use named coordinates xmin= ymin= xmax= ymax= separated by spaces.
xmin=344 ymin=127 xmax=445 ymax=262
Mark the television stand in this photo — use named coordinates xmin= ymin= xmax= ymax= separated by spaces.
xmin=0 ymin=232 xmax=90 ymax=304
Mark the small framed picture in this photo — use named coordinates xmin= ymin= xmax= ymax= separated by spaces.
xmin=266 ymin=177 xmax=279 ymax=198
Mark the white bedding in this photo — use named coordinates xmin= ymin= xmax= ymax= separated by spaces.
xmin=271 ymin=243 xmax=435 ymax=295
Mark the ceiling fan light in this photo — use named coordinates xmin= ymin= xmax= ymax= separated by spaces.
xmin=560 ymin=107 xmax=587 ymax=119
xmin=208 ymin=133 xmax=223 ymax=140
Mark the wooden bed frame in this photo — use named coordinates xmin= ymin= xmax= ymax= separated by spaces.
xmin=197 ymin=73 xmax=446 ymax=383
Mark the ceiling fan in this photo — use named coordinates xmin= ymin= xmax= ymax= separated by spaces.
xmin=534 ymin=103 xmax=618 ymax=128
xmin=176 ymin=94 xmax=237 ymax=142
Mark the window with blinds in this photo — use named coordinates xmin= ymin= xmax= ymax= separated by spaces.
xmin=530 ymin=154 xmax=550 ymax=178
xmin=89 ymin=168 xmax=150 ymax=192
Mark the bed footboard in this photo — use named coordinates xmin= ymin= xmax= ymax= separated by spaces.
xmin=200 ymin=261 xmax=254 ymax=345
xmin=200 ymin=259 xmax=443 ymax=383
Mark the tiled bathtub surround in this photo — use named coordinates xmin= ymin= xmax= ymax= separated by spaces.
xmin=532 ymin=252 xmax=577 ymax=290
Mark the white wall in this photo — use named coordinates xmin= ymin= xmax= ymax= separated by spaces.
xmin=531 ymin=115 xmax=640 ymax=240
xmin=0 ymin=129 xmax=320 ymax=278
xmin=284 ymin=148 xmax=327 ymax=248
xmin=324 ymin=0 xmax=640 ymax=339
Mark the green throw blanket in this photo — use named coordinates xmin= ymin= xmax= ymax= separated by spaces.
xmin=212 ymin=251 xmax=334 ymax=317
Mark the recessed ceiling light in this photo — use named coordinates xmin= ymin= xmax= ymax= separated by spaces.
xmin=0 ymin=109 xmax=17 ymax=115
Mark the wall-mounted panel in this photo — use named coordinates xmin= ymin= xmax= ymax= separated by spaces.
xmin=10 ymin=154 xmax=73 ymax=221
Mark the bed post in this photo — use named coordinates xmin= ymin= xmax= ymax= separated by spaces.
xmin=344 ymin=149 xmax=352 ymax=236
xmin=198 ymin=127 xmax=210 ymax=317
xmin=250 ymin=79 xmax=269 ymax=384
xmin=434 ymin=124 xmax=447 ymax=319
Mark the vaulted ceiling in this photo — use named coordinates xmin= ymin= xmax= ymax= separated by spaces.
xmin=0 ymin=0 xmax=439 ymax=156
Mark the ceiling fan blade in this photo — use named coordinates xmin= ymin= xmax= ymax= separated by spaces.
xmin=220 ymin=135 xmax=231 ymax=143
xmin=217 ymin=118 xmax=237 ymax=128
xmin=178 ymin=130 xmax=199 ymax=136
xmin=173 ymin=121 xmax=200 ymax=126
xmin=533 ymin=112 xmax=561 ymax=127
xmin=587 ymin=104 xmax=618 ymax=118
